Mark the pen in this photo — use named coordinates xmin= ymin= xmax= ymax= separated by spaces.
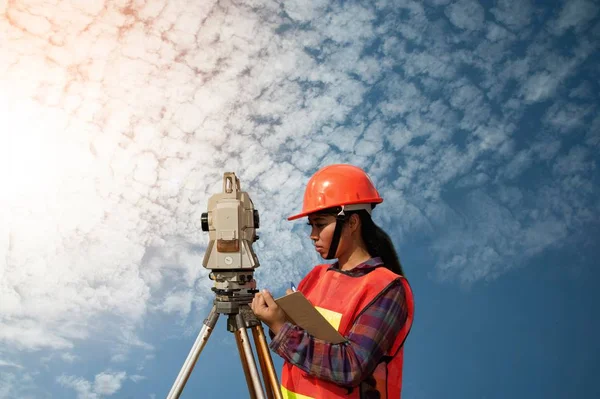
xmin=290 ymin=282 xmax=297 ymax=292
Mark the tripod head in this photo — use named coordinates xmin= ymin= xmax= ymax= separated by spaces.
xmin=201 ymin=172 xmax=261 ymax=311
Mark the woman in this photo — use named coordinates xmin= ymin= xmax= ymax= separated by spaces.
xmin=251 ymin=164 xmax=414 ymax=399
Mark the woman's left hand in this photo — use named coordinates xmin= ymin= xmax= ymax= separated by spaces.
xmin=251 ymin=289 xmax=286 ymax=334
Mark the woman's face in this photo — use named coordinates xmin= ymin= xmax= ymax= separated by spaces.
xmin=307 ymin=214 xmax=337 ymax=257
xmin=307 ymin=213 xmax=355 ymax=258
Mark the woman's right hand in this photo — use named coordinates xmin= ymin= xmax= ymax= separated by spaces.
xmin=251 ymin=289 xmax=287 ymax=334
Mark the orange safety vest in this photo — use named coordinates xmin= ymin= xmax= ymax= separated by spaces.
xmin=280 ymin=264 xmax=414 ymax=399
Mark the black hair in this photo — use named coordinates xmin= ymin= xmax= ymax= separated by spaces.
xmin=350 ymin=210 xmax=405 ymax=276
xmin=313 ymin=207 xmax=405 ymax=276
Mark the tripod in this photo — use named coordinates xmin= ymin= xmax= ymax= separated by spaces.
xmin=166 ymin=289 xmax=283 ymax=399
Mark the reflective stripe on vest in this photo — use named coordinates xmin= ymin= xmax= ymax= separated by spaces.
xmin=281 ymin=385 xmax=315 ymax=399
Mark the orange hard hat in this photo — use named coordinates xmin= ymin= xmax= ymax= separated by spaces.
xmin=287 ymin=164 xmax=383 ymax=221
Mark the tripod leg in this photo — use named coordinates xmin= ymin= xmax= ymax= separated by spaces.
xmin=234 ymin=313 xmax=266 ymax=399
xmin=235 ymin=326 xmax=258 ymax=399
xmin=166 ymin=305 xmax=220 ymax=399
xmin=252 ymin=325 xmax=283 ymax=399
xmin=251 ymin=327 xmax=272 ymax=399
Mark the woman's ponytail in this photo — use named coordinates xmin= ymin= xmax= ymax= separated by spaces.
xmin=354 ymin=210 xmax=405 ymax=276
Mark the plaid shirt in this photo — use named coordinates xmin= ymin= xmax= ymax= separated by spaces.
xmin=269 ymin=257 xmax=408 ymax=389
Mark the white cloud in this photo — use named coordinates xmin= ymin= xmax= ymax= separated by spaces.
xmin=315 ymin=3 xmax=376 ymax=44
xmin=553 ymin=146 xmax=593 ymax=176
xmin=521 ymin=71 xmax=560 ymax=103
xmin=0 ymin=373 xmax=16 ymax=399
xmin=586 ymin=115 xmax=600 ymax=148
xmin=0 ymin=320 xmax=74 ymax=351
xmin=426 ymin=0 xmax=452 ymax=5
xmin=93 ymin=371 xmax=127 ymax=396
xmin=0 ymin=360 xmax=22 ymax=369
xmin=445 ymin=0 xmax=485 ymax=31
xmin=543 ymin=101 xmax=595 ymax=134
xmin=496 ymin=185 xmax=523 ymax=209
xmin=569 ymin=81 xmax=594 ymax=99
xmin=0 ymin=371 xmax=23 ymax=399
xmin=532 ymin=139 xmax=562 ymax=161
xmin=490 ymin=0 xmax=533 ymax=31
xmin=110 ymin=353 xmax=128 ymax=364
xmin=283 ymin=0 xmax=329 ymax=22
xmin=130 ymin=374 xmax=146 ymax=383
xmin=472 ymin=125 xmax=513 ymax=154
xmin=57 ymin=371 xmax=127 ymax=399
xmin=502 ymin=150 xmax=533 ymax=180
xmin=519 ymin=36 xmax=598 ymax=104
xmin=106 ymin=328 xmax=155 ymax=366
xmin=156 ymin=289 xmax=194 ymax=316
xmin=456 ymin=172 xmax=490 ymax=188
xmin=57 ymin=375 xmax=98 ymax=399
xmin=0 ymin=370 xmax=42 ymax=399
xmin=61 ymin=353 xmax=79 ymax=364
xmin=431 ymin=189 xmax=569 ymax=284
xmin=486 ymin=22 xmax=515 ymax=42
xmin=553 ymin=0 xmax=599 ymax=35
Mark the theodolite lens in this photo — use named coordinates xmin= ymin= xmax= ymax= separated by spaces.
xmin=253 ymin=210 xmax=260 ymax=229
xmin=201 ymin=212 xmax=209 ymax=231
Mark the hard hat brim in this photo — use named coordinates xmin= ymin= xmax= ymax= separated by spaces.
xmin=287 ymin=198 xmax=383 ymax=221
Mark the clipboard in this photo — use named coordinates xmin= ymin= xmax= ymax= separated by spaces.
xmin=275 ymin=291 xmax=346 ymax=344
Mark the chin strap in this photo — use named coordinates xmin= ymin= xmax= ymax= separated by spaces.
xmin=325 ymin=207 xmax=348 ymax=260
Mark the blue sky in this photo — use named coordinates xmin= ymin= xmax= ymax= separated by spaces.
xmin=0 ymin=0 xmax=598 ymax=398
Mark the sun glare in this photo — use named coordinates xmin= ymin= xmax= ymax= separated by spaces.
xmin=0 ymin=94 xmax=67 ymax=210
